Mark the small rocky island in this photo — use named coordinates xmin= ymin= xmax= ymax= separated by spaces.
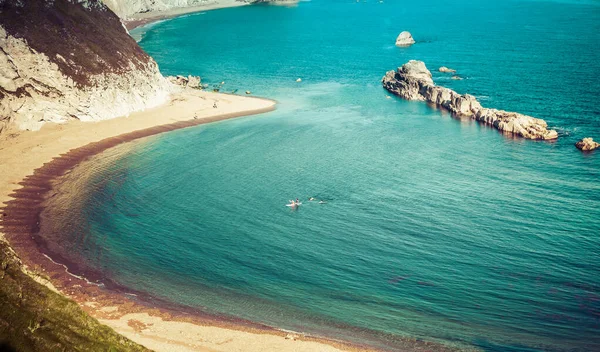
xmin=395 ymin=31 xmax=415 ymax=46
xmin=382 ymin=61 xmax=558 ymax=140
xmin=575 ymin=138 xmax=600 ymax=151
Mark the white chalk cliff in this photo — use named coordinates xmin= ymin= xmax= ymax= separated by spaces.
xmin=101 ymin=0 xmax=291 ymax=19
xmin=102 ymin=0 xmax=214 ymax=19
xmin=0 ymin=0 xmax=173 ymax=134
xmin=382 ymin=61 xmax=558 ymax=140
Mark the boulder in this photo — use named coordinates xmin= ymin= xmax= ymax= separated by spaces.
xmin=395 ymin=31 xmax=415 ymax=47
xmin=167 ymin=75 xmax=201 ymax=88
xmin=439 ymin=66 xmax=456 ymax=73
xmin=187 ymin=75 xmax=200 ymax=88
xmin=575 ymin=138 xmax=600 ymax=151
xmin=381 ymin=60 xmax=558 ymax=140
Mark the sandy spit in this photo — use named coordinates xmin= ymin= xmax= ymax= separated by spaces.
xmin=124 ymin=0 xmax=250 ymax=30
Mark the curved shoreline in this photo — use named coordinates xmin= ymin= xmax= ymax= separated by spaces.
xmin=0 ymin=89 xmax=469 ymax=352
xmin=124 ymin=0 xmax=249 ymax=30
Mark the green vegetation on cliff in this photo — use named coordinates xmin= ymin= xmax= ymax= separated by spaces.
xmin=0 ymin=240 xmax=148 ymax=352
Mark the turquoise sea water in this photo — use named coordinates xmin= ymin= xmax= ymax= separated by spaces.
xmin=42 ymin=1 xmax=600 ymax=350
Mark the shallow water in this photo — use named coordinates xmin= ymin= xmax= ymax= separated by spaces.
xmin=42 ymin=0 xmax=600 ymax=350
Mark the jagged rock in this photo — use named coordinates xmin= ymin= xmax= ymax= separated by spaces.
xmin=439 ymin=66 xmax=456 ymax=73
xmin=0 ymin=0 xmax=172 ymax=132
xmin=575 ymin=138 xmax=600 ymax=151
xmin=382 ymin=60 xmax=558 ymax=140
xmin=167 ymin=75 xmax=201 ymax=88
xmin=187 ymin=75 xmax=200 ymax=87
xmin=395 ymin=31 xmax=415 ymax=47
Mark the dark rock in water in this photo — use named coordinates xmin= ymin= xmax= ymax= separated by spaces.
xmin=575 ymin=138 xmax=600 ymax=151
xmin=381 ymin=60 xmax=558 ymax=140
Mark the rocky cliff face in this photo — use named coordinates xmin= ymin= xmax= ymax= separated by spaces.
xmin=382 ymin=61 xmax=558 ymax=140
xmin=0 ymin=0 xmax=172 ymax=134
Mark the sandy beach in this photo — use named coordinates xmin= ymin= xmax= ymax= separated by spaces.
xmin=0 ymin=89 xmax=389 ymax=352
xmin=124 ymin=0 xmax=249 ymax=30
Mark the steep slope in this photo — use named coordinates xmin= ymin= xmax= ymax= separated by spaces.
xmin=0 ymin=0 xmax=172 ymax=134
xmin=0 ymin=241 xmax=149 ymax=352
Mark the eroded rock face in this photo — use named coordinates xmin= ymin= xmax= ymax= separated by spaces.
xmin=382 ymin=60 xmax=558 ymax=140
xmin=575 ymin=138 xmax=600 ymax=151
xmin=395 ymin=31 xmax=415 ymax=47
xmin=0 ymin=0 xmax=173 ymax=133
xmin=168 ymin=75 xmax=201 ymax=88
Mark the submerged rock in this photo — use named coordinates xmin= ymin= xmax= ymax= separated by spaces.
xmin=395 ymin=31 xmax=415 ymax=47
xmin=381 ymin=60 xmax=558 ymax=140
xmin=439 ymin=66 xmax=456 ymax=73
xmin=451 ymin=75 xmax=463 ymax=80
xmin=575 ymin=138 xmax=600 ymax=151
xmin=296 ymin=78 xmax=302 ymax=82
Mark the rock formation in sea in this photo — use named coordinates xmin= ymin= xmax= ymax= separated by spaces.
xmin=382 ymin=60 xmax=558 ymax=140
xmin=575 ymin=137 xmax=600 ymax=151
xmin=0 ymin=0 xmax=173 ymax=134
xmin=439 ymin=66 xmax=456 ymax=73
xmin=395 ymin=31 xmax=415 ymax=47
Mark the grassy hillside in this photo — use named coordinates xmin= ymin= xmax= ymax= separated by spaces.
xmin=0 ymin=240 xmax=148 ymax=352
